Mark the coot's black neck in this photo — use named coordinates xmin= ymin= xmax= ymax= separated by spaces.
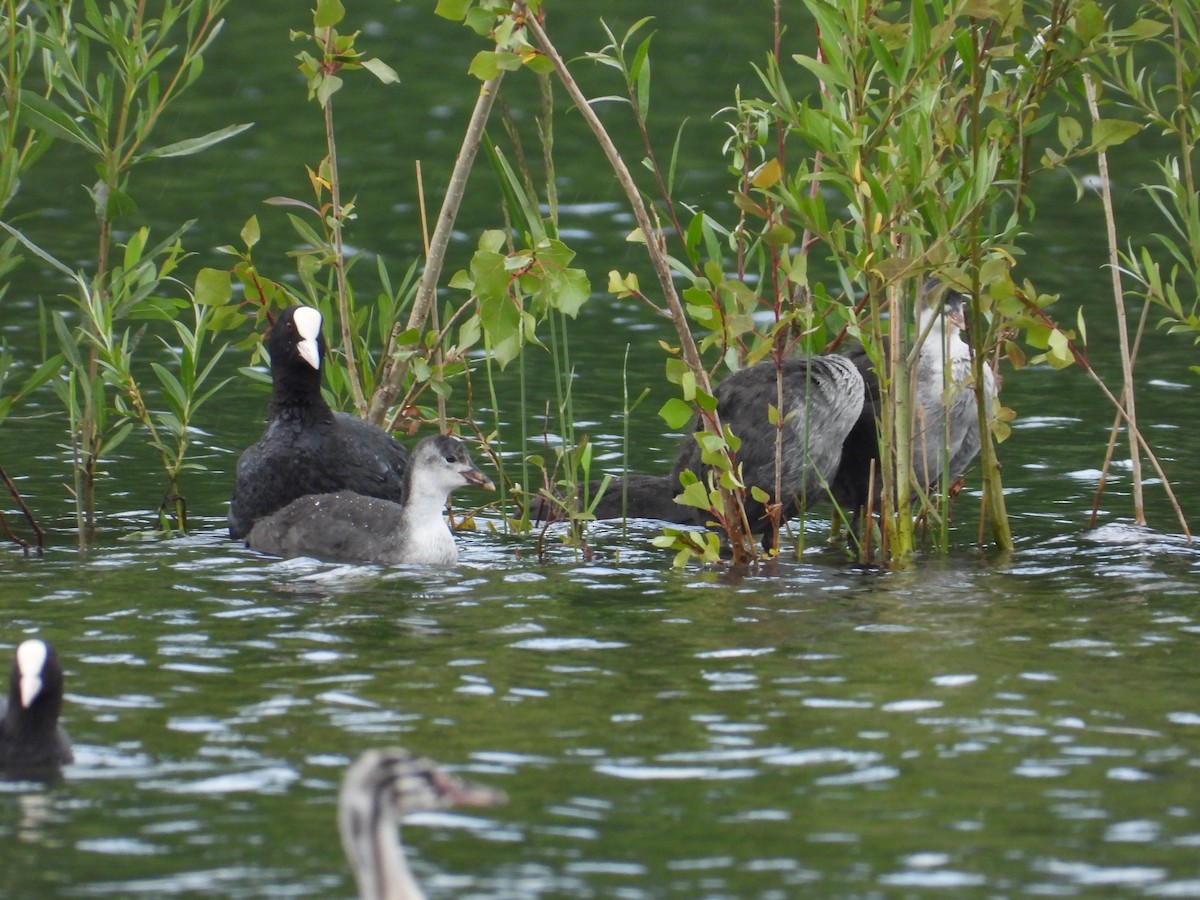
xmin=5 ymin=681 xmax=61 ymax=741
xmin=268 ymin=364 xmax=335 ymax=424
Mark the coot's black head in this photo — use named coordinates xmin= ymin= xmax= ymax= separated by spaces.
xmin=268 ymin=305 xmax=326 ymax=375
xmin=7 ymin=639 xmax=65 ymax=723
xmin=266 ymin=306 xmax=330 ymax=414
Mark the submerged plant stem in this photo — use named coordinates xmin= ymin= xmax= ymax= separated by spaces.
xmin=1085 ymin=73 xmax=1145 ymax=525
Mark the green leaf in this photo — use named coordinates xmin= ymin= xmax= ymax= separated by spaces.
xmin=632 ymin=34 xmax=653 ymax=116
xmin=315 ymin=73 xmax=343 ymax=107
xmin=791 ymin=54 xmax=850 ymax=89
xmin=543 ymin=267 xmax=590 ymax=317
xmin=362 ymin=58 xmax=400 ymax=85
xmin=1058 ymin=116 xmax=1082 ymax=152
xmin=762 ymin=224 xmax=795 ymax=246
xmin=17 ymin=354 xmax=65 ymax=400
xmin=241 ymin=216 xmax=260 ymax=249
xmin=658 ymin=397 xmax=694 ymax=429
xmin=137 ymin=123 xmax=254 ymax=161
xmin=195 ymin=268 xmax=232 ymax=307
xmin=151 ymin=362 xmax=188 ymax=414
xmin=435 ymin=0 xmax=471 ymax=20
xmin=362 ymin=57 xmax=400 ymax=85
xmin=478 ymin=229 xmax=507 ymax=254
xmin=314 ymin=0 xmax=345 ymax=28
xmin=107 ymin=183 xmax=138 ymax=222
xmin=677 ymin=480 xmax=714 ymax=510
xmin=524 ymin=54 xmax=555 ymax=76
xmin=1089 ymin=119 xmax=1140 ymax=151
xmin=1073 ymin=0 xmax=1106 ymax=44
xmin=468 ymin=51 xmax=522 ymax=80
xmin=17 ymin=90 xmax=102 ymax=153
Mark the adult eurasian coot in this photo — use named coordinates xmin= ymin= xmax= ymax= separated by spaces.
xmin=228 ymin=305 xmax=410 ymax=539
xmin=0 ymin=639 xmax=73 ymax=769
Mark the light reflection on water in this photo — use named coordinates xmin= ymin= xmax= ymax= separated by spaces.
xmin=1 ymin=522 xmax=1199 ymax=897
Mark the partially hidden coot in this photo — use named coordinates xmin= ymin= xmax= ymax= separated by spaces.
xmin=228 ymin=305 xmax=410 ymax=539
xmin=0 ymin=639 xmax=73 ymax=769
xmin=569 ymin=286 xmax=993 ymax=537
xmin=246 ymin=434 xmax=494 ymax=566
xmin=830 ymin=287 xmax=997 ymax=518
xmin=673 ymin=352 xmax=866 ymax=534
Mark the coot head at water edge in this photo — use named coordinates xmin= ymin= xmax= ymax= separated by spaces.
xmin=0 ymin=639 xmax=73 ymax=769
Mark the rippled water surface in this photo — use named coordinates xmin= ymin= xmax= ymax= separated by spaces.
xmin=4 ymin=523 xmax=1200 ymax=898
xmin=4 ymin=0 xmax=1200 ymax=897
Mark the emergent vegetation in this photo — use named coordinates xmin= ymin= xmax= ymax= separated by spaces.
xmin=0 ymin=0 xmax=1194 ymax=564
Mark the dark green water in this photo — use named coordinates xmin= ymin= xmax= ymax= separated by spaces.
xmin=3 ymin=2 xmax=1200 ymax=898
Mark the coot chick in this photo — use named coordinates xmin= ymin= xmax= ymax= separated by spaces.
xmin=830 ymin=288 xmax=995 ymax=519
xmin=339 ymin=748 xmax=505 ymax=900
xmin=228 ymin=305 xmax=410 ymax=539
xmin=0 ymin=639 xmax=73 ymax=768
xmin=246 ymin=434 xmax=494 ymax=565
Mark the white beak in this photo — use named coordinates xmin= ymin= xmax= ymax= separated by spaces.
xmin=16 ymin=639 xmax=48 ymax=708
xmin=292 ymin=306 xmax=323 ymax=371
xmin=297 ymin=337 xmax=321 ymax=370
xmin=20 ymin=673 xmax=43 ymax=708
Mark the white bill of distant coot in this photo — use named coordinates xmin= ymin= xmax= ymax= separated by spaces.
xmin=0 ymin=638 xmax=74 ymax=769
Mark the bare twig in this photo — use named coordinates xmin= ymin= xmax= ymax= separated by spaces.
xmin=368 ymin=73 xmax=506 ymax=425
xmin=517 ymin=2 xmax=755 ymax=563
xmin=1085 ymin=72 xmax=1145 ymax=524
xmin=0 ymin=462 xmax=43 ymax=556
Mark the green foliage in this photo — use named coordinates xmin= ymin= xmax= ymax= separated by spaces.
xmin=0 ymin=0 xmax=247 ymax=542
xmin=582 ymin=0 xmax=1146 ymax=565
xmin=1104 ymin=0 xmax=1200 ymax=374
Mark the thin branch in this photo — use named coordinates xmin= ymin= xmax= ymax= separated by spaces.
xmin=1085 ymin=72 xmax=1145 ymax=523
xmin=367 ymin=73 xmax=506 ymax=425
xmin=517 ymin=3 xmax=755 ymax=563
xmin=0 ymin=461 xmax=43 ymax=556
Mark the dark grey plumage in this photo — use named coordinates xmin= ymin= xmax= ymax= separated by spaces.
xmin=246 ymin=434 xmax=493 ymax=566
xmin=587 ymin=473 xmax=693 ymax=523
xmin=673 ymin=354 xmax=866 ymax=533
xmin=576 ymin=290 xmax=994 ymax=536
xmin=0 ymin=639 xmax=73 ymax=769
xmin=228 ymin=305 xmax=409 ymax=539
xmin=339 ymin=748 xmax=505 ymax=900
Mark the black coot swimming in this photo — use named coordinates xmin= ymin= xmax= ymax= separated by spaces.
xmin=673 ymin=353 xmax=866 ymax=535
xmin=228 ymin=305 xmax=410 ymax=539
xmin=0 ymin=639 xmax=73 ymax=769
xmin=246 ymin=434 xmax=493 ymax=566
